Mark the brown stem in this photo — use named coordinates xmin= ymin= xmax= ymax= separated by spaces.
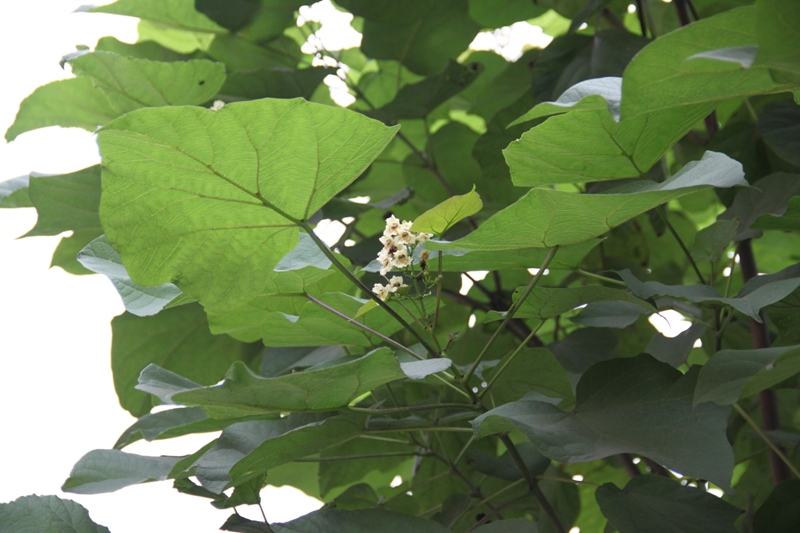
xmin=736 ymin=239 xmax=790 ymax=483
xmin=618 ymin=453 xmax=642 ymax=477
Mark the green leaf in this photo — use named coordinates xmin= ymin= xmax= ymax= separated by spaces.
xmin=87 ymin=0 xmax=227 ymax=33
xmin=694 ymin=345 xmax=800 ymax=406
xmin=720 ymin=173 xmax=800 ymax=240
xmin=366 ymin=61 xmax=482 ymax=122
xmin=646 ymin=323 xmax=706 ymax=368
xmin=270 ymin=508 xmax=449 ymax=533
xmin=486 ymin=286 xmax=651 ymax=323
xmin=412 ymin=186 xmax=482 ymax=236
xmin=220 ymin=67 xmax=331 ymax=101
xmin=112 ymin=303 xmax=259 ymax=417
xmin=62 ymin=449 xmax=183 ymax=494
xmin=467 ymin=0 xmax=545 ymax=28
xmin=753 ymin=480 xmax=800 ymax=533
xmin=273 ymin=233 xmax=332 ymax=272
xmin=0 ymin=176 xmax=32 ymax=208
xmin=66 ymin=51 xmax=226 ymax=112
xmin=571 ymin=301 xmax=651 ymax=329
xmin=618 ymin=268 xmax=800 ymax=322
xmin=113 ymin=406 xmax=262 ymax=449
xmin=98 ymin=98 xmax=398 ymax=310
xmin=221 ymin=514 xmax=274 ymax=532
xmin=622 ymin=6 xmax=794 ymax=120
xmin=337 ymin=0 xmax=481 ymax=76
xmin=757 ymin=100 xmax=800 ymax=167
xmin=691 ymin=219 xmax=739 ymax=264
xmin=465 ymin=442 xmax=550 ymax=482
xmin=95 ymin=36 xmax=203 ymax=61
xmin=473 ymin=354 xmax=735 ymax=490
xmin=427 ymin=151 xmax=746 ymax=252
xmin=472 ymin=519 xmax=539 ymax=532
xmin=485 ymin=348 xmax=575 ymax=405
xmin=194 ymin=0 xmax=260 ymax=32
xmin=154 ymin=348 xmax=405 ymax=418
xmin=595 ymin=475 xmax=741 ymax=533
xmin=78 ymin=236 xmax=183 ymax=317
xmin=0 ymin=495 xmax=110 ymax=533
xmin=400 ymin=358 xmax=453 ymax=380
xmin=755 ymin=0 xmax=800 ymax=83
xmin=318 ymin=438 xmax=415 ymax=497
xmin=5 ymin=78 xmax=117 ymax=141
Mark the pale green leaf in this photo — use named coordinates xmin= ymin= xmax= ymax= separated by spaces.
xmin=0 ymin=495 xmax=110 ymax=533
xmin=400 ymin=358 xmax=452 ymax=380
xmin=271 ymin=509 xmax=449 ymax=533
xmin=428 ymin=151 xmax=745 ymax=252
xmin=694 ymin=345 xmax=800 ymax=406
xmin=86 ymin=0 xmax=227 ymax=33
xmin=412 ymin=186 xmax=482 ymax=236
xmin=97 ymin=98 xmax=398 ymax=310
xmin=755 ymin=0 xmax=800 ymax=83
xmin=78 ymin=236 xmax=183 ymax=317
xmin=596 ymin=475 xmax=741 ymax=533
xmin=62 ymin=449 xmax=183 ymax=494
xmin=0 ymin=176 xmax=32 ymax=208
xmin=5 ymin=78 xmax=117 ymax=141
xmin=474 ymin=354 xmax=734 ymax=490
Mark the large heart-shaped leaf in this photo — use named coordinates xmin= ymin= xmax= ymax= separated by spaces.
xmin=97 ymin=98 xmax=398 ymax=310
xmin=62 ymin=449 xmax=183 ymax=494
xmin=473 ymin=354 xmax=734 ymax=490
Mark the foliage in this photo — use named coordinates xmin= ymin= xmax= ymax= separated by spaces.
xmin=3 ymin=0 xmax=800 ymax=531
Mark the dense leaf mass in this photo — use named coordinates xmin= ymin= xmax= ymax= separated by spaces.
xmin=4 ymin=0 xmax=800 ymax=531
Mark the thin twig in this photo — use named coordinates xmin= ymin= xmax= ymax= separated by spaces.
xmin=733 ymin=403 xmax=799 ymax=479
xmin=657 ymin=209 xmax=706 ymax=284
xmin=479 ymin=321 xmax=544 ymax=398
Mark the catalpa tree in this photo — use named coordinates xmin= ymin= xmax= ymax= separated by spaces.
xmin=1 ymin=0 xmax=799 ymax=531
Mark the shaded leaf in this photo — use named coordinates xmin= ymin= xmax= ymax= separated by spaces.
xmin=758 ymin=100 xmax=800 ymax=166
xmin=147 ymin=348 xmax=405 ymax=418
xmin=719 ymin=173 xmax=800 ymax=239
xmin=472 ymin=518 xmax=539 ymax=532
xmin=270 ymin=508 xmax=449 ymax=533
xmin=646 ymin=323 xmax=706 ymax=368
xmin=465 ymin=442 xmax=550 ymax=481
xmin=754 ymin=0 xmax=800 ymax=83
xmin=428 ymin=151 xmax=746 ymax=252
xmin=485 ymin=348 xmax=575 ymax=405
xmin=474 ymin=354 xmax=734 ymax=490
xmin=571 ymin=301 xmax=651 ymax=329
xmin=692 ymin=219 xmax=738 ymax=263
xmin=62 ymin=449 xmax=183 ymax=494
xmin=467 ymin=0 xmax=545 ymax=28
xmin=98 ymin=98 xmax=397 ymax=311
xmin=596 ymin=475 xmax=741 ymax=533
xmin=753 ymin=480 xmax=800 ymax=533
xmin=112 ymin=303 xmax=259 ymax=416
xmin=78 ymin=236 xmax=183 ymax=317
xmin=220 ymin=67 xmax=330 ymax=101
xmin=694 ymin=345 xmax=800 ymax=406
xmin=338 ymin=0 xmax=481 ymax=76
xmin=0 ymin=495 xmax=110 ymax=533
xmin=487 ymin=286 xmax=651 ymax=323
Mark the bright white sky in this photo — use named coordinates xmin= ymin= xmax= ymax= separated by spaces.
xmin=0 ymin=2 xmax=681 ymax=531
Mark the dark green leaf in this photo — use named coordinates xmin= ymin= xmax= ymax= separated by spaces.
xmin=691 ymin=219 xmax=738 ymax=263
xmin=485 ymin=347 xmax=575 ymax=405
xmin=62 ymin=449 xmax=183 ymax=494
xmin=472 ymin=518 xmax=539 ymax=532
xmin=694 ymin=345 xmax=800 ymax=406
xmin=595 ymin=475 xmax=741 ymax=533
xmin=465 ymin=442 xmax=550 ymax=481
xmin=98 ymin=98 xmax=397 ymax=311
xmin=474 ymin=354 xmax=735 ymax=489
xmin=720 ymin=173 xmax=800 ymax=239
xmin=338 ymin=0 xmax=481 ymax=76
xmin=571 ymin=301 xmax=651 ymax=329
xmin=758 ymin=100 xmax=800 ymax=166
xmin=112 ymin=303 xmax=259 ymax=416
xmin=467 ymin=0 xmax=545 ymax=28
xmin=753 ymin=480 xmax=800 ymax=533
xmin=220 ymin=67 xmax=331 ymax=101
xmin=366 ymin=61 xmax=482 ymax=122
xmin=194 ymin=0 xmax=260 ymax=32
xmin=428 ymin=151 xmax=746 ymax=252
xmin=487 ymin=286 xmax=651 ymax=323
xmin=0 ymin=495 xmax=110 ymax=533
xmin=221 ymin=514 xmax=274 ymax=532
xmin=646 ymin=323 xmax=706 ymax=368
xmin=270 ymin=508 xmax=449 ymax=533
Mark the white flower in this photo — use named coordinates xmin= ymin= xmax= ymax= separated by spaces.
xmin=397 ymin=227 xmax=413 ymax=244
xmin=379 ymin=234 xmax=399 ymax=249
xmin=383 ymin=215 xmax=401 ymax=236
xmin=210 ymin=100 xmax=225 ymax=111
xmin=372 ymin=283 xmax=391 ymax=300
xmin=388 ymin=276 xmax=407 ymax=291
xmin=393 ymin=248 xmax=411 ymax=268
xmin=415 ymin=232 xmax=433 ymax=243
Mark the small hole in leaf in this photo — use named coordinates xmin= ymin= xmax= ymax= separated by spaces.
xmin=199 ymin=80 xmax=205 ymax=85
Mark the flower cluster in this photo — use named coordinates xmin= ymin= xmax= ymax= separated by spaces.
xmin=376 ymin=216 xmax=432 ymax=276
xmin=371 ymin=215 xmax=433 ymax=300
